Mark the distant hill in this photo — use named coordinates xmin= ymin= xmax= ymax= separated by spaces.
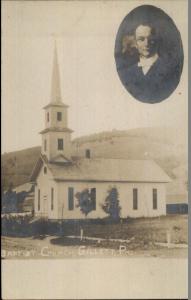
xmin=2 ymin=127 xmax=187 ymax=202
xmin=2 ymin=146 xmax=41 ymax=191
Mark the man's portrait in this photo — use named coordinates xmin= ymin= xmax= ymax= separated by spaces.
xmin=115 ymin=5 xmax=184 ymax=103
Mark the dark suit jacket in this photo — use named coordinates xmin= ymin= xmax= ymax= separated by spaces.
xmin=120 ymin=57 xmax=179 ymax=103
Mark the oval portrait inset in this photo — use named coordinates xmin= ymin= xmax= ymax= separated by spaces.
xmin=114 ymin=5 xmax=184 ymax=103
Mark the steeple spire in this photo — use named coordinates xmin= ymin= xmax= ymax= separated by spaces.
xmin=51 ymin=42 xmax=62 ymax=103
xmin=40 ymin=42 xmax=73 ymax=162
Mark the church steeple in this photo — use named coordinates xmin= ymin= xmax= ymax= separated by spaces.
xmin=40 ymin=43 xmax=73 ymax=163
xmin=50 ymin=43 xmax=62 ymax=103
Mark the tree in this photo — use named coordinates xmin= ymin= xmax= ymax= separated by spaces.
xmin=101 ymin=187 xmax=121 ymax=220
xmin=75 ymin=189 xmax=95 ymax=217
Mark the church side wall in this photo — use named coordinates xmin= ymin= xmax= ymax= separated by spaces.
xmin=55 ymin=181 xmax=166 ymax=220
xmin=119 ymin=182 xmax=166 ymax=218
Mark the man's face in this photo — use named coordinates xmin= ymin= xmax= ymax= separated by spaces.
xmin=135 ymin=25 xmax=158 ymax=58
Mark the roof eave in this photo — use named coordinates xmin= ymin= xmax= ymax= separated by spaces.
xmin=30 ymin=154 xmax=50 ymax=181
xmin=53 ymin=178 xmax=171 ymax=183
xmin=43 ymin=102 xmax=69 ymax=109
xmin=39 ymin=127 xmax=73 ymax=134
xmin=30 ymin=156 xmax=43 ymax=182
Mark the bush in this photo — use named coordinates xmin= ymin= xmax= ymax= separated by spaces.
xmin=101 ymin=187 xmax=121 ymax=220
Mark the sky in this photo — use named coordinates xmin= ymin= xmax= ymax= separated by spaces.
xmin=2 ymin=0 xmax=188 ymax=153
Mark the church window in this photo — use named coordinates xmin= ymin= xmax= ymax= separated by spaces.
xmin=68 ymin=187 xmax=74 ymax=210
xmin=90 ymin=188 xmax=96 ymax=210
xmin=38 ymin=189 xmax=40 ymax=211
xmin=57 ymin=112 xmax=62 ymax=121
xmin=47 ymin=112 xmax=49 ymax=122
xmin=51 ymin=188 xmax=54 ymax=210
xmin=133 ymin=188 xmax=138 ymax=210
xmin=58 ymin=139 xmax=64 ymax=150
xmin=44 ymin=139 xmax=47 ymax=152
xmin=85 ymin=149 xmax=91 ymax=158
xmin=153 ymin=189 xmax=157 ymax=209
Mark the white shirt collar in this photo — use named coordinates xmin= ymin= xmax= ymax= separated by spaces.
xmin=138 ymin=53 xmax=159 ymax=75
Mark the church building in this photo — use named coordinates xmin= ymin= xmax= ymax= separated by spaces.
xmin=30 ymin=46 xmax=171 ymax=220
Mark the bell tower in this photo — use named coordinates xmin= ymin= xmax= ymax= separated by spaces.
xmin=40 ymin=44 xmax=73 ymax=162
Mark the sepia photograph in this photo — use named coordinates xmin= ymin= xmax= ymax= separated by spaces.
xmin=1 ymin=0 xmax=188 ymax=299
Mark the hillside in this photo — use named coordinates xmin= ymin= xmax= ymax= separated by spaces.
xmin=1 ymin=127 xmax=187 ymax=202
xmin=2 ymin=146 xmax=41 ymax=191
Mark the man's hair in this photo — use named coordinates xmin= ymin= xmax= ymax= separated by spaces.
xmin=134 ymin=22 xmax=159 ymax=38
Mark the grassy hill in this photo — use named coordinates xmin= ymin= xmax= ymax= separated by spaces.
xmin=2 ymin=146 xmax=41 ymax=191
xmin=2 ymin=127 xmax=187 ymax=202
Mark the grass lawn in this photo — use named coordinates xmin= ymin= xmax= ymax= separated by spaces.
xmin=60 ymin=214 xmax=188 ymax=244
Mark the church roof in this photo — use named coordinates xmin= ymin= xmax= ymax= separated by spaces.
xmin=41 ymin=157 xmax=171 ymax=183
xmin=13 ymin=183 xmax=34 ymax=193
xmin=43 ymin=102 xmax=69 ymax=109
xmin=40 ymin=127 xmax=73 ymax=134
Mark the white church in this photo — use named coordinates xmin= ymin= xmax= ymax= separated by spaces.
xmin=31 ymin=46 xmax=171 ymax=220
